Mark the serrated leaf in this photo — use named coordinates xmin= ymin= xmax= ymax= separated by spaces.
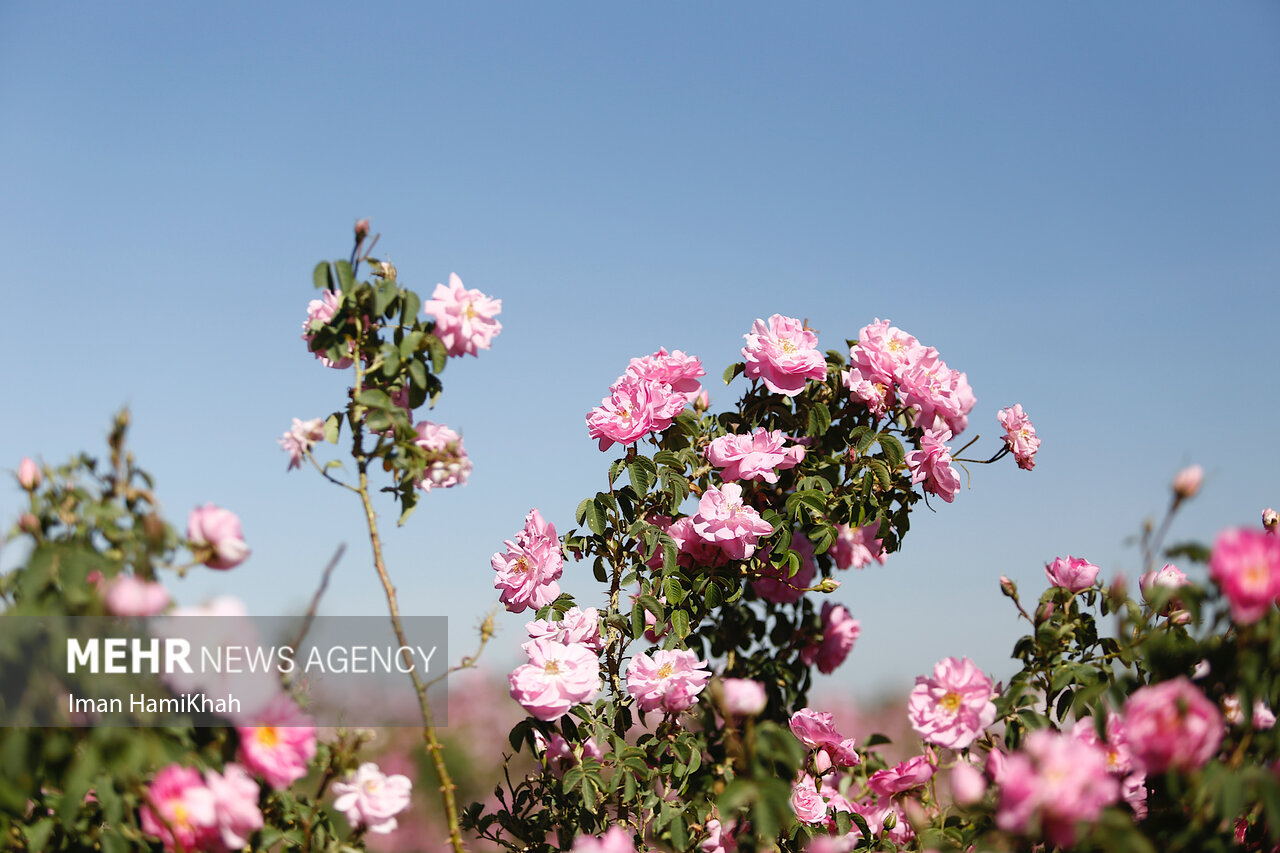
xmin=877 ymin=433 xmax=906 ymax=469
xmin=663 ymin=575 xmax=687 ymax=606
xmin=313 ymin=261 xmax=335 ymax=291
xmin=670 ymin=608 xmax=690 ymax=638
xmin=807 ymin=402 xmax=831 ymax=436
xmin=586 ymin=499 xmax=607 ymax=536
xmin=629 ymin=456 xmax=656 ymax=494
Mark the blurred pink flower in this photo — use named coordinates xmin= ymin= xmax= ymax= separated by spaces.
xmin=949 ymin=761 xmax=987 ymax=805
xmin=907 ymin=657 xmax=997 ymax=750
xmin=333 ymin=762 xmax=413 ymax=835
xmin=830 ymin=522 xmax=887 ymax=570
xmin=571 ymin=826 xmax=636 ymax=853
xmin=302 ymin=289 xmax=354 ymax=369
xmin=204 ymin=763 xmax=263 ymax=851
xmin=1044 ymin=555 xmax=1100 ymax=593
xmin=997 ymin=404 xmax=1040 ymax=470
xmin=1209 ymin=527 xmax=1280 ymax=624
xmin=742 ymin=314 xmax=827 ymax=397
xmin=692 ymin=483 xmax=773 ymax=561
xmin=701 ymin=818 xmax=738 ymax=853
xmin=17 ymin=457 xmax=40 ymax=490
xmin=1124 ymin=677 xmax=1222 ymax=773
xmin=235 ymin=694 xmax=317 ymax=790
xmin=1172 ymin=464 xmax=1203 ymax=499
xmin=492 ymin=508 xmax=564 ymax=613
xmin=706 ymin=428 xmax=805 ymax=484
xmin=102 ymin=574 xmax=170 ymax=618
xmin=413 ymin=421 xmax=472 ymax=491
xmin=187 ymin=504 xmax=250 ymax=570
xmin=278 ymin=417 xmax=324 ymax=470
xmin=423 ymin=273 xmax=502 ymax=357
xmin=720 ymin=678 xmax=767 ymax=717
xmin=868 ymin=754 xmax=935 ymax=798
xmin=140 ymin=765 xmax=217 ymax=852
xmin=799 ymin=602 xmax=860 ymax=674
xmin=906 ymin=427 xmax=960 ymax=503
xmin=995 ymin=728 xmax=1119 ymax=847
xmin=508 ymin=638 xmax=600 ymax=722
xmin=626 ymin=649 xmax=711 ymax=713
xmin=535 ymin=731 xmax=603 ymax=777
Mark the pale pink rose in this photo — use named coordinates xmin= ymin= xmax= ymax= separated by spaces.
xmin=1255 ymin=702 xmax=1277 ymax=730
xmin=624 ymin=347 xmax=705 ymax=404
xmin=906 ymin=427 xmax=960 ymax=503
xmin=413 ymin=421 xmax=472 ymax=491
xmin=705 ymin=428 xmax=805 ymax=484
xmin=102 ymin=574 xmax=170 ymax=618
xmin=203 ymin=763 xmax=263 ymax=851
xmin=1222 ymin=695 xmax=1276 ymax=730
xmin=995 ymin=728 xmax=1120 ymax=848
xmin=571 ymin=826 xmax=636 ymax=853
xmin=799 ymin=602 xmax=860 ymax=674
xmin=423 ymin=273 xmax=502 ymax=357
xmin=1209 ymin=527 xmax=1280 ymax=624
xmin=1124 ymin=677 xmax=1223 ymax=773
xmin=741 ymin=314 xmax=827 ymax=397
xmin=1071 ymin=713 xmax=1137 ymax=777
xmin=278 ymin=417 xmax=325 ymax=471
xmin=187 ymin=504 xmax=250 ymax=570
xmin=1044 ymin=555 xmax=1100 ymax=593
xmin=868 ymin=755 xmax=935 ymax=797
xmin=667 ymin=516 xmax=731 ymax=570
xmin=830 ymin=522 xmax=887 ymax=570
xmin=235 ymin=694 xmax=317 ymax=790
xmin=625 ymin=649 xmax=711 ymax=713
xmin=949 ymin=761 xmax=987 ymax=805
xmin=753 ymin=533 xmax=817 ymax=603
xmin=899 ymin=353 xmax=975 ymax=436
xmin=997 ymin=404 xmax=1040 ymax=471
xmin=535 ymin=731 xmax=603 ymax=778
xmin=493 ymin=508 xmax=564 ymax=613
xmin=692 ymin=483 xmax=774 ymax=561
xmin=720 ymin=678 xmax=767 ymax=717
xmin=1172 ymin=464 xmax=1203 ymax=500
xmin=908 ymin=657 xmax=998 ymax=750
xmin=790 ymin=773 xmax=829 ymax=823
xmin=140 ymin=765 xmax=217 ymax=852
xmin=1140 ymin=563 xmax=1190 ymax=623
xmin=1264 ymin=507 xmax=1278 ymax=533
xmin=301 ymin=289 xmax=355 ymax=369
xmin=508 ymin=639 xmax=600 ymax=722
xmin=17 ymin=457 xmax=40 ymax=490
xmin=701 ymin=818 xmax=738 ymax=853
xmin=788 ymin=708 xmax=860 ymax=768
xmin=525 ymin=606 xmax=602 ymax=652
xmin=332 ymin=762 xmax=412 ymax=835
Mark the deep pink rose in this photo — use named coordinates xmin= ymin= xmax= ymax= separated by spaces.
xmin=799 ymin=602 xmax=860 ymax=674
xmin=995 ymin=728 xmax=1119 ymax=848
xmin=187 ymin=504 xmax=250 ymax=570
xmin=907 ymin=657 xmax=997 ymax=749
xmin=140 ymin=765 xmax=217 ymax=852
xmin=1044 ymin=555 xmax=1100 ymax=593
xmin=868 ymin=754 xmax=936 ymax=797
xmin=1123 ymin=677 xmax=1223 ymax=773
xmin=705 ymin=428 xmax=805 ymax=484
xmin=423 ymin=273 xmax=502 ymax=357
xmin=235 ymin=694 xmax=317 ymax=790
xmin=741 ymin=314 xmax=827 ymax=397
xmin=625 ymin=649 xmax=711 ymax=713
xmin=692 ymin=483 xmax=774 ymax=561
xmin=906 ymin=427 xmax=960 ymax=503
xmin=508 ymin=638 xmax=600 ymax=721
xmin=332 ymin=762 xmax=413 ymax=835
xmin=1209 ymin=527 xmax=1280 ymax=624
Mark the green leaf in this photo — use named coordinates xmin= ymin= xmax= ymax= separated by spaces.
xmin=670 ymin=609 xmax=691 ymax=638
xmin=630 ymin=601 xmax=646 ymax=640
xmin=401 ymin=289 xmax=421 ymax=323
xmin=663 ymin=575 xmax=687 ymax=606
xmin=324 ymin=413 xmax=342 ymax=444
xmin=877 ymin=433 xmax=906 ymax=469
xmin=408 ymin=359 xmax=428 ymax=391
xmin=375 ymin=279 xmax=397 ymax=317
xmin=807 ymin=401 xmax=832 ymax=436
xmin=575 ymin=498 xmax=594 ymax=526
xmin=313 ymin=261 xmax=335 ymax=290
xmin=628 ymin=456 xmax=657 ymax=495
xmin=723 ymin=362 xmax=744 ymax=385
xmin=336 ymin=259 xmax=356 ymax=292
xmin=425 ymin=334 xmax=448 ymax=373
xmin=355 ymin=389 xmax=394 ymax=409
xmin=585 ymin=499 xmax=607 ymax=536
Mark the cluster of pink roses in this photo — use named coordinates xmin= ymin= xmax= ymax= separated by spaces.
xmin=997 ymin=404 xmax=1040 ymax=470
xmin=586 ymin=348 xmax=705 ymax=451
xmin=141 ymin=763 xmax=263 ymax=853
xmin=492 ymin=509 xmax=564 ymax=613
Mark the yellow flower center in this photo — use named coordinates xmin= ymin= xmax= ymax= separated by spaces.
xmin=940 ymin=691 xmax=963 ymax=713
xmin=544 ymin=660 xmax=561 ymax=675
xmin=1245 ymin=561 xmax=1269 ymax=590
xmin=171 ymin=801 xmax=190 ymax=829
xmin=256 ymin=726 xmax=279 ymax=748
xmin=465 ymin=301 xmax=478 ymax=320
xmin=657 ymin=663 xmax=674 ymax=679
xmin=780 ymin=338 xmax=796 ymax=354
xmin=513 ymin=556 xmax=530 ymax=574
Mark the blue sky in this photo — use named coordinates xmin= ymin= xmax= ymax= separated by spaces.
xmin=2 ymin=2 xmax=1278 ymax=700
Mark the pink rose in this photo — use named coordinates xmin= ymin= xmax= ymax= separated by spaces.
xmin=235 ymin=694 xmax=317 ymax=790
xmin=997 ymin=404 xmax=1040 ymax=471
xmin=788 ymin=708 xmax=860 ymax=768
xmin=278 ymin=417 xmax=325 ymax=471
xmin=1044 ymin=555 xmax=1100 ymax=593
xmin=908 ymin=657 xmax=998 ymax=750
xmin=102 ymin=574 xmax=170 ymax=618
xmin=799 ymin=602 xmax=860 ymax=674
xmin=571 ymin=826 xmax=636 ymax=853
xmin=492 ymin=508 xmax=564 ymax=613
xmin=525 ymin=606 xmax=602 ymax=652
xmin=187 ymin=504 xmax=250 ymax=570
xmin=301 ymin=289 xmax=354 ymax=369
xmin=17 ymin=457 xmax=40 ymax=490
xmin=508 ymin=639 xmax=600 ymax=722
xmin=741 ymin=314 xmax=827 ymax=397
xmin=1123 ymin=677 xmax=1223 ymax=773
xmin=1209 ymin=527 xmax=1280 ymax=624
xmin=413 ymin=421 xmax=472 ymax=491
xmin=332 ymin=762 xmax=413 ymax=835
xmin=625 ymin=649 xmax=711 ymax=713
xmin=830 ymin=521 xmax=887 ymax=570
xmin=720 ymin=678 xmax=767 ymax=717
xmin=701 ymin=818 xmax=738 ymax=853
xmin=667 ymin=516 xmax=731 ymax=570
xmin=906 ymin=427 xmax=960 ymax=503
xmin=995 ymin=728 xmax=1119 ymax=848
xmin=705 ymin=428 xmax=805 ymax=484
xmin=624 ymin=347 xmax=705 ymax=404
xmin=141 ymin=765 xmax=218 ymax=851
xmin=868 ymin=755 xmax=936 ymax=797
xmin=535 ymin=731 xmax=603 ymax=778
xmin=1139 ymin=562 xmax=1190 ymax=623
xmin=423 ymin=273 xmax=502 ymax=357
xmin=790 ymin=773 xmax=829 ymax=823
xmin=586 ymin=375 xmax=663 ymax=452
xmin=204 ymin=763 xmax=263 ymax=851
xmin=949 ymin=761 xmax=987 ymax=805
xmin=1172 ymin=464 xmax=1203 ymax=500
xmin=692 ymin=483 xmax=774 ymax=561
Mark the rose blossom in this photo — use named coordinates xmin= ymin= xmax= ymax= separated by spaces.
xmin=17 ymin=457 xmax=40 ymax=490
xmin=995 ymin=728 xmax=1120 ymax=848
xmin=140 ymin=765 xmax=217 ymax=852
xmin=1044 ymin=555 xmax=1100 ymax=593
xmin=624 ymin=347 xmax=705 ymax=404
xmin=508 ymin=638 xmax=600 ymax=722
xmin=702 ymin=818 xmax=738 ymax=853
xmin=236 ymin=694 xmax=317 ymax=790
xmin=535 ymin=731 xmax=603 ymax=777
xmin=332 ymin=762 xmax=413 ymax=835
xmin=1221 ymin=695 xmax=1275 ymax=730
xmin=278 ymin=417 xmax=325 ymax=470
xmin=102 ymin=574 xmax=170 ymax=618
xmin=705 ymin=428 xmax=806 ymax=484
xmin=413 ymin=421 xmax=472 ymax=491
xmin=741 ymin=314 xmax=827 ymax=397
xmin=1140 ymin=562 xmax=1190 ymax=623
xmin=692 ymin=483 xmax=774 ymax=560
xmin=187 ymin=504 xmax=250 ymax=570
xmin=571 ymin=826 xmax=636 ymax=853
xmin=423 ymin=273 xmax=502 ymax=357
xmin=830 ymin=521 xmax=887 ymax=570
xmin=997 ymin=404 xmax=1040 ymax=471
xmin=789 ymin=708 xmax=860 ymax=769
xmin=204 ymin=763 xmax=263 ymax=851
xmin=908 ymin=657 xmax=998 ymax=750
xmin=868 ymin=755 xmax=936 ymax=797
xmin=525 ymin=606 xmax=602 ymax=652
xmin=790 ymin=773 xmax=829 ymax=823
xmin=950 ymin=761 xmax=987 ymax=805
xmin=301 ymin=288 xmax=354 ymax=369
xmin=906 ymin=427 xmax=960 ymax=503
xmin=1208 ymin=527 xmax=1280 ymax=624
xmin=1123 ymin=677 xmax=1223 ymax=773
xmin=626 ymin=649 xmax=711 ymax=713
xmin=799 ymin=602 xmax=860 ymax=674
xmin=719 ymin=678 xmax=768 ymax=717
xmin=493 ymin=508 xmax=564 ymax=613
xmin=667 ymin=516 xmax=731 ymax=569
xmin=586 ymin=374 xmax=665 ymax=451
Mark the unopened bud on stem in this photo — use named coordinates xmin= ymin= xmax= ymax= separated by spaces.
xmin=1264 ymin=508 xmax=1278 ymax=534
xmin=999 ymin=574 xmax=1017 ymax=598
xmin=354 ymin=218 xmax=370 ymax=241
xmin=1172 ymin=464 xmax=1203 ymax=501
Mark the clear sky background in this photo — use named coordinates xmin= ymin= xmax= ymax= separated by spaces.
xmin=2 ymin=2 xmax=1277 ymax=701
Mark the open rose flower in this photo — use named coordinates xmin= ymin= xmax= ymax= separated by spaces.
xmin=204 ymin=763 xmax=263 ymax=851
xmin=830 ymin=521 xmax=887 ymax=570
xmin=996 ymin=728 xmax=1119 ymax=847
xmin=789 ymin=708 xmax=860 ymax=769
xmin=1209 ymin=527 xmax=1280 ymax=624
xmin=187 ymin=504 xmax=250 ymax=570
xmin=790 ymin=773 xmax=829 ymax=823
xmin=140 ymin=765 xmax=217 ymax=852
xmin=868 ymin=755 xmax=936 ymax=798
xmin=1123 ymin=677 xmax=1222 ymax=773
xmin=705 ymin=428 xmax=805 ymax=484
xmin=741 ymin=314 xmax=827 ymax=397
xmin=1045 ymin=555 xmax=1099 ymax=593
xmin=692 ymin=483 xmax=773 ymax=560
xmin=998 ymin=404 xmax=1040 ymax=470
xmin=278 ymin=417 xmax=325 ymax=470
xmin=908 ymin=657 xmax=998 ymax=749
xmin=906 ymin=427 xmax=960 ymax=503
xmin=509 ymin=638 xmax=600 ymax=722
xmin=102 ymin=574 xmax=170 ymax=618
xmin=236 ymin=694 xmax=317 ymax=790
xmin=525 ymin=606 xmax=602 ymax=652
xmin=493 ymin=508 xmax=564 ymax=613
xmin=332 ymin=762 xmax=413 ymax=835
xmin=423 ymin=273 xmax=502 ymax=357
xmin=626 ymin=649 xmax=711 ymax=713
